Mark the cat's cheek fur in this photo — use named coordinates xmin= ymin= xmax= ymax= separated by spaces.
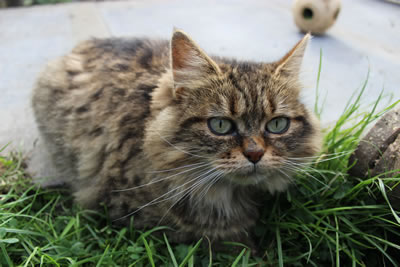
xmin=143 ymin=109 xmax=186 ymax=169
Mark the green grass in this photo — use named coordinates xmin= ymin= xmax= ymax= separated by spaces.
xmin=1 ymin=70 xmax=400 ymax=266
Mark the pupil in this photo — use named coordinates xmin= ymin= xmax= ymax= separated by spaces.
xmin=219 ymin=120 xmax=223 ymax=129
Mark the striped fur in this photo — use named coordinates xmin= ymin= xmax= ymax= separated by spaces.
xmin=32 ymin=30 xmax=321 ymax=246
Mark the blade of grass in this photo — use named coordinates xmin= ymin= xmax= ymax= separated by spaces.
xmin=163 ymin=233 xmax=178 ymax=267
xmin=335 ymin=215 xmax=339 ymax=267
xmin=0 ymin=242 xmax=13 ymax=267
xmin=23 ymin=246 xmax=38 ymax=267
xmin=96 ymin=244 xmax=110 ymax=267
xmin=378 ymin=179 xmax=400 ymax=224
xmin=241 ymin=250 xmax=251 ymax=267
xmin=141 ymin=236 xmax=155 ymax=267
xmin=137 ymin=226 xmax=170 ymax=241
xmin=276 ymin=227 xmax=283 ymax=267
xmin=59 ymin=218 xmax=76 ymax=239
xmin=231 ymin=248 xmax=246 ymax=267
xmin=178 ymin=238 xmax=202 ymax=267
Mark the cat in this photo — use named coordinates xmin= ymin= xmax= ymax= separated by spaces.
xmin=32 ymin=29 xmax=322 ymax=247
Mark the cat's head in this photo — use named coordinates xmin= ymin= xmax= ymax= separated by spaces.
xmin=145 ymin=30 xmax=322 ymax=193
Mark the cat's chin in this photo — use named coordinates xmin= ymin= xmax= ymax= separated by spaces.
xmin=225 ymin=167 xmax=291 ymax=193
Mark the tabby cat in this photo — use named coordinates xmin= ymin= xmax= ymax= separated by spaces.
xmin=32 ymin=29 xmax=321 ymax=246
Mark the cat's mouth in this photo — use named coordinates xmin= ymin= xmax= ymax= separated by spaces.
xmin=222 ymin=164 xmax=291 ymax=192
xmin=225 ymin=164 xmax=273 ymax=185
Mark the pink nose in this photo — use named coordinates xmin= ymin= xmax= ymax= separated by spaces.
xmin=243 ymin=150 xmax=264 ymax=164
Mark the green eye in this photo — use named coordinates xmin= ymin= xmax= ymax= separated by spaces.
xmin=208 ymin=117 xmax=235 ymax=135
xmin=266 ymin=117 xmax=290 ymax=134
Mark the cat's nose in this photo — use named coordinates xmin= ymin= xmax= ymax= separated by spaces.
xmin=243 ymin=149 xmax=264 ymax=164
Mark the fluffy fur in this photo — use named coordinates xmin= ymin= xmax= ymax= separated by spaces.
xmin=32 ymin=30 xmax=322 ymax=245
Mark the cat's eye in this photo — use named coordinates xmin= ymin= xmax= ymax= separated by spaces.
xmin=266 ymin=117 xmax=290 ymax=134
xmin=208 ymin=117 xmax=235 ymax=135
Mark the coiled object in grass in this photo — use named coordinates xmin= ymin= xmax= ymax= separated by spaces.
xmin=349 ymin=106 xmax=400 ymax=205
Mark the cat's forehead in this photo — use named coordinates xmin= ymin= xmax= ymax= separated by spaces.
xmin=213 ymin=62 xmax=297 ymax=118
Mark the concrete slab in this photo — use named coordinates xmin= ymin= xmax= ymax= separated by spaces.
xmin=0 ymin=3 xmax=110 ymax=154
xmin=0 ymin=0 xmax=399 ymax=177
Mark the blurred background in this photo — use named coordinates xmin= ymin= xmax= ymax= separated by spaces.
xmin=0 ymin=0 xmax=399 ymax=154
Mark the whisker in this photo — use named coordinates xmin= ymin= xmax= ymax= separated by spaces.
xmin=156 ymin=167 xmax=223 ymax=225
xmin=282 ymin=162 xmax=330 ymax=188
xmin=287 ymin=150 xmax=352 ymax=162
xmin=146 ymin=162 xmax=206 ymax=174
xmin=112 ymin=162 xmax=210 ymax=192
xmin=283 ymin=160 xmax=322 ymax=173
xmin=193 ymin=170 xmax=225 ymax=208
xmin=114 ymin=164 xmax=217 ymax=221
xmin=276 ymin=168 xmax=294 ymax=183
xmin=156 ymin=132 xmax=211 ymax=159
xmin=193 ymin=164 xmax=243 ymax=207
xmin=283 ymin=159 xmax=336 ymax=180
xmin=157 ymin=162 xmax=236 ymax=225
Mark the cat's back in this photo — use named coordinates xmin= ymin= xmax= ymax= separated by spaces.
xmin=32 ymin=37 xmax=170 ymax=189
xmin=33 ymin=37 xmax=170 ymax=131
xmin=33 ymin=37 xmax=170 ymax=111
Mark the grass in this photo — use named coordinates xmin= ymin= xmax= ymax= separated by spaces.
xmin=1 ymin=67 xmax=400 ymax=266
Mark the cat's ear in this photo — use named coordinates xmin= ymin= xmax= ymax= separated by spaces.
xmin=273 ymin=34 xmax=310 ymax=78
xmin=170 ymin=29 xmax=221 ymax=97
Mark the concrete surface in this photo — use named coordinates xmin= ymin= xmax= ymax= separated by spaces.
xmin=0 ymin=0 xmax=399 ymax=177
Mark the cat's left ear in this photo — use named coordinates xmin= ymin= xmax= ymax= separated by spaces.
xmin=171 ymin=29 xmax=221 ymax=98
xmin=273 ymin=34 xmax=310 ymax=78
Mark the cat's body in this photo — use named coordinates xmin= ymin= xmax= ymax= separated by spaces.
xmin=32 ymin=30 xmax=321 ymax=245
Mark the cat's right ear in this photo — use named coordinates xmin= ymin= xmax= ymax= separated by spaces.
xmin=170 ymin=29 xmax=221 ymax=98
